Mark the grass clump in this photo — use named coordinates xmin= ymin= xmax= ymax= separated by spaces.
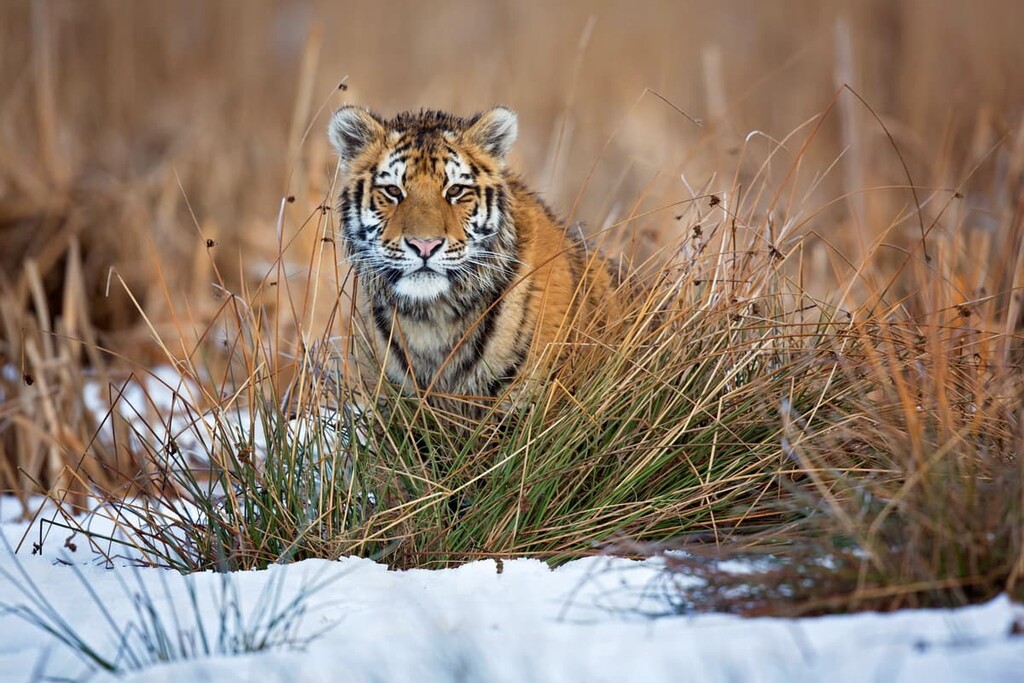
xmin=660 ymin=302 xmax=1024 ymax=615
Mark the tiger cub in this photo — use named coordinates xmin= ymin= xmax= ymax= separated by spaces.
xmin=328 ymin=106 xmax=614 ymax=401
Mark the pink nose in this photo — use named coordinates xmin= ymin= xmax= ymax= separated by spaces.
xmin=406 ymin=237 xmax=444 ymax=259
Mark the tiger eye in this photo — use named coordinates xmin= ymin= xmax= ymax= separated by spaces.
xmin=445 ymin=184 xmax=471 ymax=202
xmin=379 ymin=184 xmax=404 ymax=201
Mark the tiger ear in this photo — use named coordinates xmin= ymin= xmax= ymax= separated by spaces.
xmin=328 ymin=106 xmax=385 ymax=167
xmin=465 ymin=106 xmax=518 ymax=161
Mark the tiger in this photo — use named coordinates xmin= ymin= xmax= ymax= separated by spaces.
xmin=328 ymin=106 xmax=615 ymax=404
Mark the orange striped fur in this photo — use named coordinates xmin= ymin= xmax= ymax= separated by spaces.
xmin=329 ymin=106 xmax=614 ymax=400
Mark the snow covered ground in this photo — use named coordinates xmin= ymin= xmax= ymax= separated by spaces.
xmin=3 ymin=371 xmax=1022 ymax=680
xmin=1 ymin=497 xmax=1022 ymax=682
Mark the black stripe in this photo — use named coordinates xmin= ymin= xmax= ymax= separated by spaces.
xmin=473 ymin=297 xmax=503 ymax=360
xmin=372 ymin=302 xmax=408 ymax=373
xmin=355 ymin=179 xmax=371 ymax=241
xmin=507 ymin=347 xmax=528 ymax=376
xmin=486 ymin=378 xmax=505 ymax=397
xmin=483 ymin=187 xmax=495 ymax=232
xmin=352 ymin=178 xmax=365 ymax=214
xmin=339 ymin=188 xmax=360 ymax=253
xmin=339 ymin=188 xmax=352 ymax=224
xmin=381 ymin=267 xmax=402 ymax=286
xmin=451 ymin=297 xmax=503 ymax=381
xmin=370 ymin=190 xmax=387 ymax=213
xmin=508 ymin=292 xmax=533 ymax=361
xmin=371 ymin=301 xmax=393 ymax=339
xmin=487 ymin=347 xmax=527 ymax=396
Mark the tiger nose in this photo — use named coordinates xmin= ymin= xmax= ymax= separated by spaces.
xmin=406 ymin=237 xmax=444 ymax=259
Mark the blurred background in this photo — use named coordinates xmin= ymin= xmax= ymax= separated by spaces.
xmin=2 ymin=0 xmax=1023 ymax=493
xmin=3 ymin=0 xmax=1023 ymax=332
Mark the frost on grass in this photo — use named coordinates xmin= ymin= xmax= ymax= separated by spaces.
xmin=82 ymin=364 xmax=359 ymax=475
xmin=55 ymin=361 xmax=375 ymax=571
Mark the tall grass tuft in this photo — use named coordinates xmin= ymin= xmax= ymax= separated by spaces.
xmin=660 ymin=275 xmax=1024 ymax=614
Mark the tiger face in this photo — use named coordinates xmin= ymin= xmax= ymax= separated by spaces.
xmin=328 ymin=107 xmax=519 ymax=305
xmin=328 ymin=106 xmax=617 ymax=401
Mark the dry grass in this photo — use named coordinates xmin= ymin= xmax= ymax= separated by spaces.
xmin=1 ymin=0 xmax=1022 ymax=612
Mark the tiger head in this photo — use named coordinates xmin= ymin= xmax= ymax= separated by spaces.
xmin=328 ymin=106 xmax=520 ymax=305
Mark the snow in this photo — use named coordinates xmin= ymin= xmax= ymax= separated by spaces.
xmin=1 ymin=497 xmax=1022 ymax=682
xmin=80 ymin=365 xmax=356 ymax=475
